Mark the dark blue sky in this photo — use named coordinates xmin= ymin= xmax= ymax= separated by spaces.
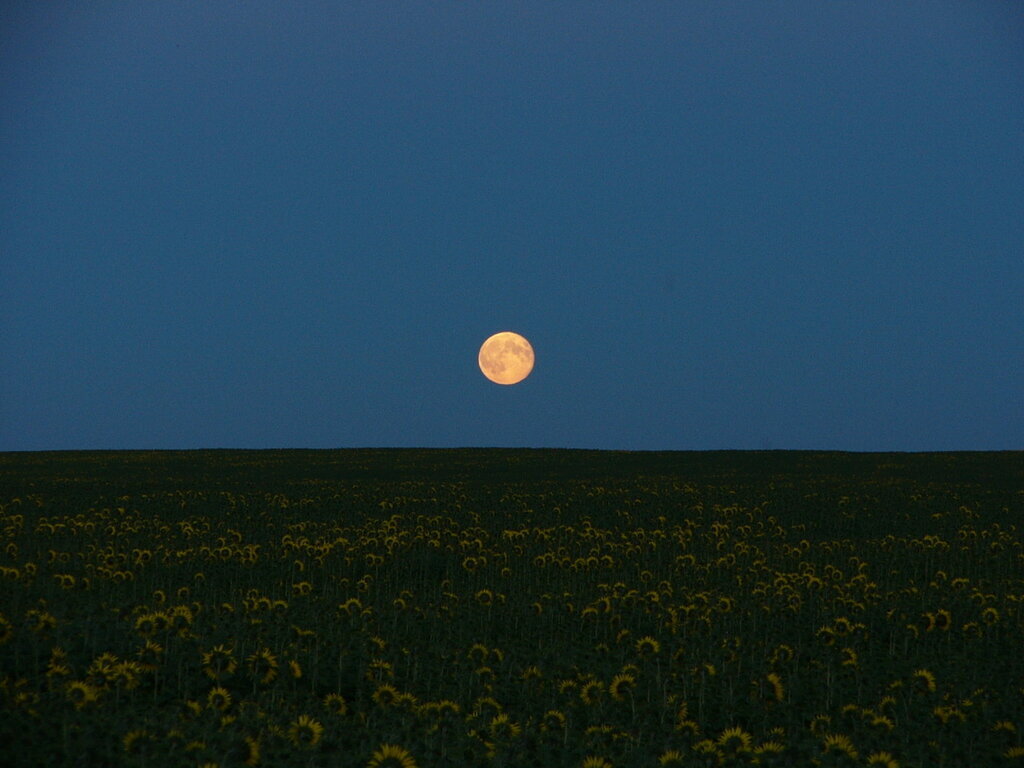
xmin=2 ymin=2 xmax=1022 ymax=451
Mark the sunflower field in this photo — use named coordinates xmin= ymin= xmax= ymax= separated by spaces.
xmin=1 ymin=449 xmax=1022 ymax=767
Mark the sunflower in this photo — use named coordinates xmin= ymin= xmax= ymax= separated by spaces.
xmin=367 ymin=743 xmax=418 ymax=768
xmin=288 ymin=714 xmax=324 ymax=749
xmin=436 ymin=699 xmax=460 ymax=716
xmin=0 ymin=614 xmax=12 ymax=644
xmin=754 ymin=741 xmax=786 ymax=757
xmin=933 ymin=705 xmax=966 ymax=724
xmin=110 ymin=661 xmax=143 ymax=690
xmin=558 ymin=679 xmax=578 ymax=695
xmin=821 ymin=733 xmax=858 ymax=760
xmin=395 ymin=692 xmax=418 ymax=710
xmin=475 ymin=665 xmax=495 ymax=683
xmin=870 ymin=714 xmax=895 ymax=731
xmin=207 ymin=686 xmax=232 ymax=711
xmin=46 ymin=661 xmax=71 ymax=680
xmin=27 ymin=610 xmax=56 ymax=634
xmin=717 ymin=726 xmax=753 ymax=752
xmin=54 ymin=573 xmax=75 ymax=589
xmin=520 ymin=665 xmax=542 ymax=681
xmin=981 ymin=606 xmax=1000 ymax=625
xmin=658 ymin=749 xmax=685 ymax=766
xmin=581 ymin=758 xmax=612 ymax=768
xmin=64 ymin=680 xmax=98 ymax=710
xmin=421 ymin=698 xmax=460 ymax=729
xmin=367 ymin=658 xmax=394 ymax=680
xmin=170 ymin=604 xmax=194 ymax=632
xmin=816 ymin=626 xmax=837 ymax=646
xmin=122 ymin=729 xmax=155 ymax=755
xmin=323 ymin=693 xmax=348 ymax=715
xmin=488 ymin=713 xmax=522 ymax=741
xmin=246 ymin=648 xmax=278 ymax=684
xmin=201 ymin=644 xmax=237 ymax=681
xmin=136 ymin=639 xmax=164 ymax=671
xmin=288 ymin=659 xmax=302 ymax=679
xmin=580 ymin=680 xmax=605 ymax=705
xmin=962 ymin=621 xmax=982 ymax=636
xmin=608 ymin=674 xmax=635 ymax=702
xmin=471 ymin=695 xmax=503 ymax=720
xmin=675 ymin=700 xmax=689 ymax=720
xmin=540 ymin=709 xmax=566 ymax=732
xmin=87 ymin=653 xmax=120 ymax=680
xmin=676 ymin=719 xmax=701 ymax=738
xmin=866 ymin=751 xmax=899 ymax=767
xmin=912 ymin=669 xmax=937 ymax=694
xmin=634 ymin=636 xmax=661 ymax=656
xmin=372 ymin=683 xmax=400 ymax=707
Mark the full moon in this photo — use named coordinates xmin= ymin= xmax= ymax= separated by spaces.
xmin=478 ymin=331 xmax=535 ymax=385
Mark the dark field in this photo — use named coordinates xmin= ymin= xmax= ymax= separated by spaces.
xmin=1 ymin=449 xmax=1022 ymax=767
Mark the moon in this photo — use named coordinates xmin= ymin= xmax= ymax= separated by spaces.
xmin=478 ymin=331 xmax=535 ymax=385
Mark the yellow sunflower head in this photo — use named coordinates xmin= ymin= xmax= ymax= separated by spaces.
xmin=122 ymin=729 xmax=155 ymax=755
xmin=372 ymin=683 xmax=400 ymax=707
xmin=717 ymin=726 xmax=753 ymax=753
xmin=658 ymin=749 xmax=685 ymax=766
xmin=580 ymin=680 xmax=605 ymax=705
xmin=66 ymin=680 xmax=100 ymax=710
xmin=323 ymin=693 xmax=348 ymax=716
xmin=609 ymin=674 xmax=635 ymax=702
xmin=288 ymin=714 xmax=324 ymax=750
xmin=866 ymin=750 xmax=900 ymax=767
xmin=488 ymin=713 xmax=522 ymax=742
xmin=912 ymin=668 xmax=937 ymax=694
xmin=821 ymin=733 xmax=858 ymax=760
xmin=366 ymin=743 xmax=417 ymax=768
xmin=540 ymin=709 xmax=566 ymax=732
xmin=634 ymin=636 xmax=661 ymax=656
xmin=207 ymin=686 xmax=232 ymax=711
xmin=246 ymin=648 xmax=278 ymax=684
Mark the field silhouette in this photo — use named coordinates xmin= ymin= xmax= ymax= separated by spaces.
xmin=0 ymin=449 xmax=1021 ymax=767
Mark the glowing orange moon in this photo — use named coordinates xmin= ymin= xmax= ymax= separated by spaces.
xmin=478 ymin=331 xmax=535 ymax=385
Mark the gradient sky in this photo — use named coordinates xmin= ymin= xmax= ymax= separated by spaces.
xmin=2 ymin=2 xmax=1022 ymax=451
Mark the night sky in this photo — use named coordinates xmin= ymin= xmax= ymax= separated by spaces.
xmin=2 ymin=2 xmax=1022 ymax=451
